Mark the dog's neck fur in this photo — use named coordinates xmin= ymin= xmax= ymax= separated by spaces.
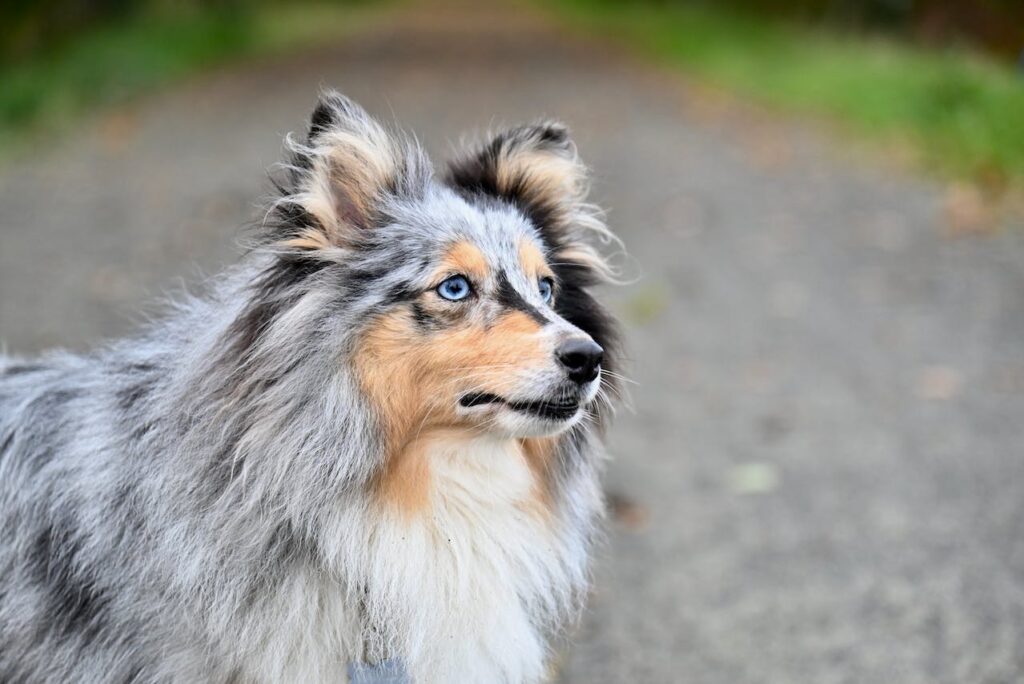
xmin=232 ymin=430 xmax=598 ymax=683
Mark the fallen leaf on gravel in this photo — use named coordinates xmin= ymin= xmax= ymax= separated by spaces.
xmin=944 ymin=183 xmax=996 ymax=236
xmin=605 ymin=492 xmax=650 ymax=530
xmin=915 ymin=365 xmax=963 ymax=400
xmin=745 ymin=126 xmax=793 ymax=170
xmin=726 ymin=462 xmax=780 ymax=495
xmin=100 ymin=110 xmax=140 ymax=153
xmin=624 ymin=286 xmax=669 ymax=326
xmin=758 ymin=413 xmax=792 ymax=445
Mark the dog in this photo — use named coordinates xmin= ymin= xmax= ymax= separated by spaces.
xmin=0 ymin=91 xmax=621 ymax=683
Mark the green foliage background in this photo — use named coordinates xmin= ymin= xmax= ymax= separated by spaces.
xmin=1 ymin=0 xmax=1022 ymax=189
xmin=550 ymin=0 xmax=1024 ymax=188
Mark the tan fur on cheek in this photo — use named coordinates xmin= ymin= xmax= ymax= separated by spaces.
xmin=492 ymin=309 xmax=544 ymax=338
xmin=355 ymin=308 xmax=553 ymax=516
xmin=354 ymin=311 xmax=444 ymax=516
xmin=521 ymin=437 xmax=557 ymax=513
xmin=377 ymin=433 xmax=436 ymax=517
xmin=453 ymin=311 xmax=548 ymax=390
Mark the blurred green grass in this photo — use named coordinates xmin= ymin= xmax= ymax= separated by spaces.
xmin=549 ymin=0 xmax=1024 ymax=190
xmin=0 ymin=2 xmax=385 ymax=154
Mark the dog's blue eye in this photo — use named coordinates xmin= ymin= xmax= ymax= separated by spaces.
xmin=538 ymin=277 xmax=554 ymax=304
xmin=437 ymin=275 xmax=471 ymax=301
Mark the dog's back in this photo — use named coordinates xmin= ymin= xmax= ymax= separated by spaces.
xmin=0 ymin=283 xmax=261 ymax=680
xmin=0 ymin=353 xmax=177 ymax=681
xmin=2 ymin=355 xmax=126 ymax=680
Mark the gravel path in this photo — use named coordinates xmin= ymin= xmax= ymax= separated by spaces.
xmin=2 ymin=3 xmax=1023 ymax=682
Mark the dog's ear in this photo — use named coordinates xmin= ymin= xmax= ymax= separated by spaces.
xmin=447 ymin=124 xmax=623 ymax=425
xmin=445 ymin=123 xmax=615 ymax=281
xmin=267 ymin=90 xmax=429 ymax=252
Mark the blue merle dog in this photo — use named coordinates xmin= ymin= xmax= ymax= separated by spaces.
xmin=0 ymin=91 xmax=621 ymax=683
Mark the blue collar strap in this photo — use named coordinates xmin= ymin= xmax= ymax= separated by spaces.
xmin=347 ymin=659 xmax=410 ymax=684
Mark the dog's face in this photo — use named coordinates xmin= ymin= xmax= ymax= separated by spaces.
xmin=354 ymin=203 xmax=604 ymax=444
xmin=255 ymin=92 xmax=618 ymax=459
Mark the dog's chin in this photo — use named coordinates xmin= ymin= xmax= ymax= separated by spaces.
xmin=458 ymin=383 xmax=598 ymax=438
xmin=488 ymin=404 xmax=585 ymax=438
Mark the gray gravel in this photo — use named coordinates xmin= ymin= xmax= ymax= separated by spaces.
xmin=2 ymin=4 xmax=1023 ymax=683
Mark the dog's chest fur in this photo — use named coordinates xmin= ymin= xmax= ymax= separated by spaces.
xmin=244 ymin=435 xmax=588 ymax=684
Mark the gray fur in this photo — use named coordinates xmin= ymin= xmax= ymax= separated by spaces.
xmin=0 ymin=92 xmax=619 ymax=683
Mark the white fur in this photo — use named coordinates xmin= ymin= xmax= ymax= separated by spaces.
xmin=229 ymin=434 xmax=597 ymax=684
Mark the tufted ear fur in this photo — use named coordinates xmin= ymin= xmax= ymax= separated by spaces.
xmin=266 ymin=90 xmax=431 ymax=253
xmin=445 ymin=123 xmax=623 ymax=427
xmin=445 ymin=122 xmax=617 ymax=283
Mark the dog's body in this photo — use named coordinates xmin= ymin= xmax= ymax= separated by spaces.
xmin=0 ymin=93 xmax=620 ymax=683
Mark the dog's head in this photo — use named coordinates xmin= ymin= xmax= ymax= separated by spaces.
xmin=241 ymin=91 xmax=620 ymax=459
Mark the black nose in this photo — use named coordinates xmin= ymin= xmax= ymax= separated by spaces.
xmin=556 ymin=338 xmax=604 ymax=384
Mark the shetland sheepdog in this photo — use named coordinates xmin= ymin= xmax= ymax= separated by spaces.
xmin=0 ymin=91 xmax=621 ymax=683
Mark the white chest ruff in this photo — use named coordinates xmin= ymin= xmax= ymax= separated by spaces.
xmin=359 ymin=437 xmax=581 ymax=683
xmin=245 ymin=437 xmax=594 ymax=684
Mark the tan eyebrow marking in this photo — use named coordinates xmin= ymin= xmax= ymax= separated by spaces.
xmin=518 ymin=239 xmax=553 ymax=280
xmin=436 ymin=240 xmax=490 ymax=282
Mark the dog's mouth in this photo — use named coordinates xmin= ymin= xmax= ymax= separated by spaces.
xmin=459 ymin=392 xmax=581 ymax=421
